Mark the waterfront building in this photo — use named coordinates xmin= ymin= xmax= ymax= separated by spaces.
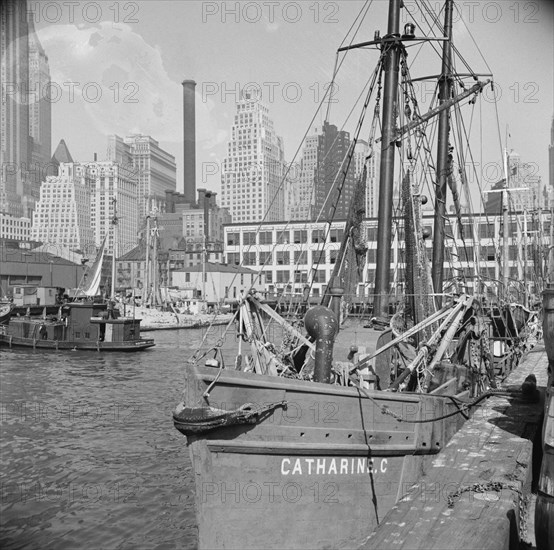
xmin=223 ymin=210 xmax=551 ymax=303
xmin=163 ymin=189 xmax=230 ymax=251
xmin=31 ymin=163 xmax=94 ymax=253
xmin=220 ymin=91 xmax=286 ymax=223
xmin=0 ymin=241 xmax=83 ymax=295
xmin=172 ymin=262 xmax=260 ymax=304
xmin=0 ymin=213 xmax=31 ymax=241
xmin=312 ymin=122 xmax=357 ymax=221
xmin=161 ymin=189 xmax=229 ymax=275
xmin=106 ymin=134 xmax=177 ymax=219
xmin=86 ymin=161 xmax=138 ymax=256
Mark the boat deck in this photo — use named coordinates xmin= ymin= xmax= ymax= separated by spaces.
xmin=359 ymin=346 xmax=548 ymax=550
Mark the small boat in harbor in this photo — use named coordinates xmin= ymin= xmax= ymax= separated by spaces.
xmin=0 ymin=300 xmax=154 ymax=351
xmin=0 ymin=221 xmax=154 ymax=352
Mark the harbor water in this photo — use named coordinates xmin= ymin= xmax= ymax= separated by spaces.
xmin=0 ymin=328 xmax=227 ymax=549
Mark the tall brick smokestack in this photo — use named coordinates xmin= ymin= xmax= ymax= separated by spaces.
xmin=182 ymin=79 xmax=197 ymax=203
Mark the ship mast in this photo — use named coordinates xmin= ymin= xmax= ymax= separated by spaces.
xmin=502 ymin=148 xmax=510 ymax=299
xmin=145 ymin=215 xmax=151 ymax=304
xmin=110 ymin=197 xmax=118 ymax=300
xmin=373 ymin=0 xmax=402 ymax=318
xmin=431 ymin=0 xmax=454 ymax=306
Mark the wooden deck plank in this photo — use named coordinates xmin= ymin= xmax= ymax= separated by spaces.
xmin=361 ymin=348 xmax=548 ymax=550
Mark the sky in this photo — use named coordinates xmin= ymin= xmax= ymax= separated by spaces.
xmin=31 ymin=0 xmax=554 ymax=204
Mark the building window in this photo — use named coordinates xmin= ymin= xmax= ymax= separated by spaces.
xmin=227 ymin=253 xmax=240 ymax=265
xmin=259 ymin=231 xmax=272 ymax=245
xmin=259 ymin=251 xmax=272 ymax=265
xmin=243 ymin=232 xmax=256 ymax=245
xmin=294 ymin=250 xmax=307 ymax=264
xmin=276 ymin=230 xmax=290 ymax=244
xmin=330 ymin=229 xmax=344 ymax=243
xmin=227 ymin=232 xmax=240 ymax=246
xmin=293 ymin=230 xmax=307 ymax=244
xmin=243 ymin=252 xmax=256 ymax=265
xmin=312 ymin=229 xmax=325 ymax=243
xmin=276 ymin=251 xmax=289 ymax=265
xmin=312 ymin=270 xmax=326 ymax=283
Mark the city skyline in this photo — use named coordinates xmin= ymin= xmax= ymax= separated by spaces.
xmin=29 ymin=0 xmax=553 ymax=204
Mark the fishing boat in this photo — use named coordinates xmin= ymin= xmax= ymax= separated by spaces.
xmin=173 ymin=0 xmax=543 ymax=547
xmin=0 ymin=231 xmax=155 ymax=352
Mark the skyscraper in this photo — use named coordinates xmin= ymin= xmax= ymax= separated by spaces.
xmin=288 ymin=133 xmax=318 ymax=221
xmin=31 ymin=163 xmax=94 ymax=251
xmin=354 ymin=139 xmax=380 ymax=218
xmin=1 ymin=0 xmax=29 ymax=218
xmin=107 ymin=134 xmax=177 ymax=219
xmin=28 ymin=15 xmax=51 ymax=195
xmin=220 ymin=92 xmax=286 ymax=223
xmin=86 ymin=161 xmax=139 ymax=256
xmin=312 ymin=122 xmax=357 ymax=221
xmin=0 ymin=1 xmax=51 ymax=221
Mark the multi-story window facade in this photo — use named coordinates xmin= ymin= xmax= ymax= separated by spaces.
xmin=223 ymin=211 xmax=551 ymax=302
xmin=354 ymin=139 xmax=381 ymax=218
xmin=86 ymin=161 xmax=138 ymax=256
xmin=0 ymin=214 xmax=31 ymax=241
xmin=28 ymin=16 xmax=51 ymax=196
xmin=31 ymin=163 xmax=94 ymax=251
xmin=312 ymin=121 xmax=358 ymax=221
xmin=220 ymin=91 xmax=286 ymax=223
xmin=288 ymin=133 xmax=318 ymax=221
xmin=107 ymin=134 xmax=177 ymax=220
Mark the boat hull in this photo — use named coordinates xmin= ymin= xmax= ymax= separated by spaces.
xmin=177 ymin=366 xmax=466 ymax=549
xmin=0 ymin=334 xmax=155 ymax=351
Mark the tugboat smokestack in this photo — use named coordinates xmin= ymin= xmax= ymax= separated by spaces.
xmin=304 ymin=306 xmax=338 ymax=383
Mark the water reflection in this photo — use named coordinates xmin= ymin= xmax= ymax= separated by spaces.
xmin=0 ymin=329 xmax=201 ymax=549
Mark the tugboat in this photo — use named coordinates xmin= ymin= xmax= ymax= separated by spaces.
xmin=0 ymin=300 xmax=154 ymax=351
xmin=0 ymin=203 xmax=154 ymax=352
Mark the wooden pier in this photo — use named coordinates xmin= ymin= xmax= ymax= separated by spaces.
xmin=360 ymin=347 xmax=548 ymax=550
